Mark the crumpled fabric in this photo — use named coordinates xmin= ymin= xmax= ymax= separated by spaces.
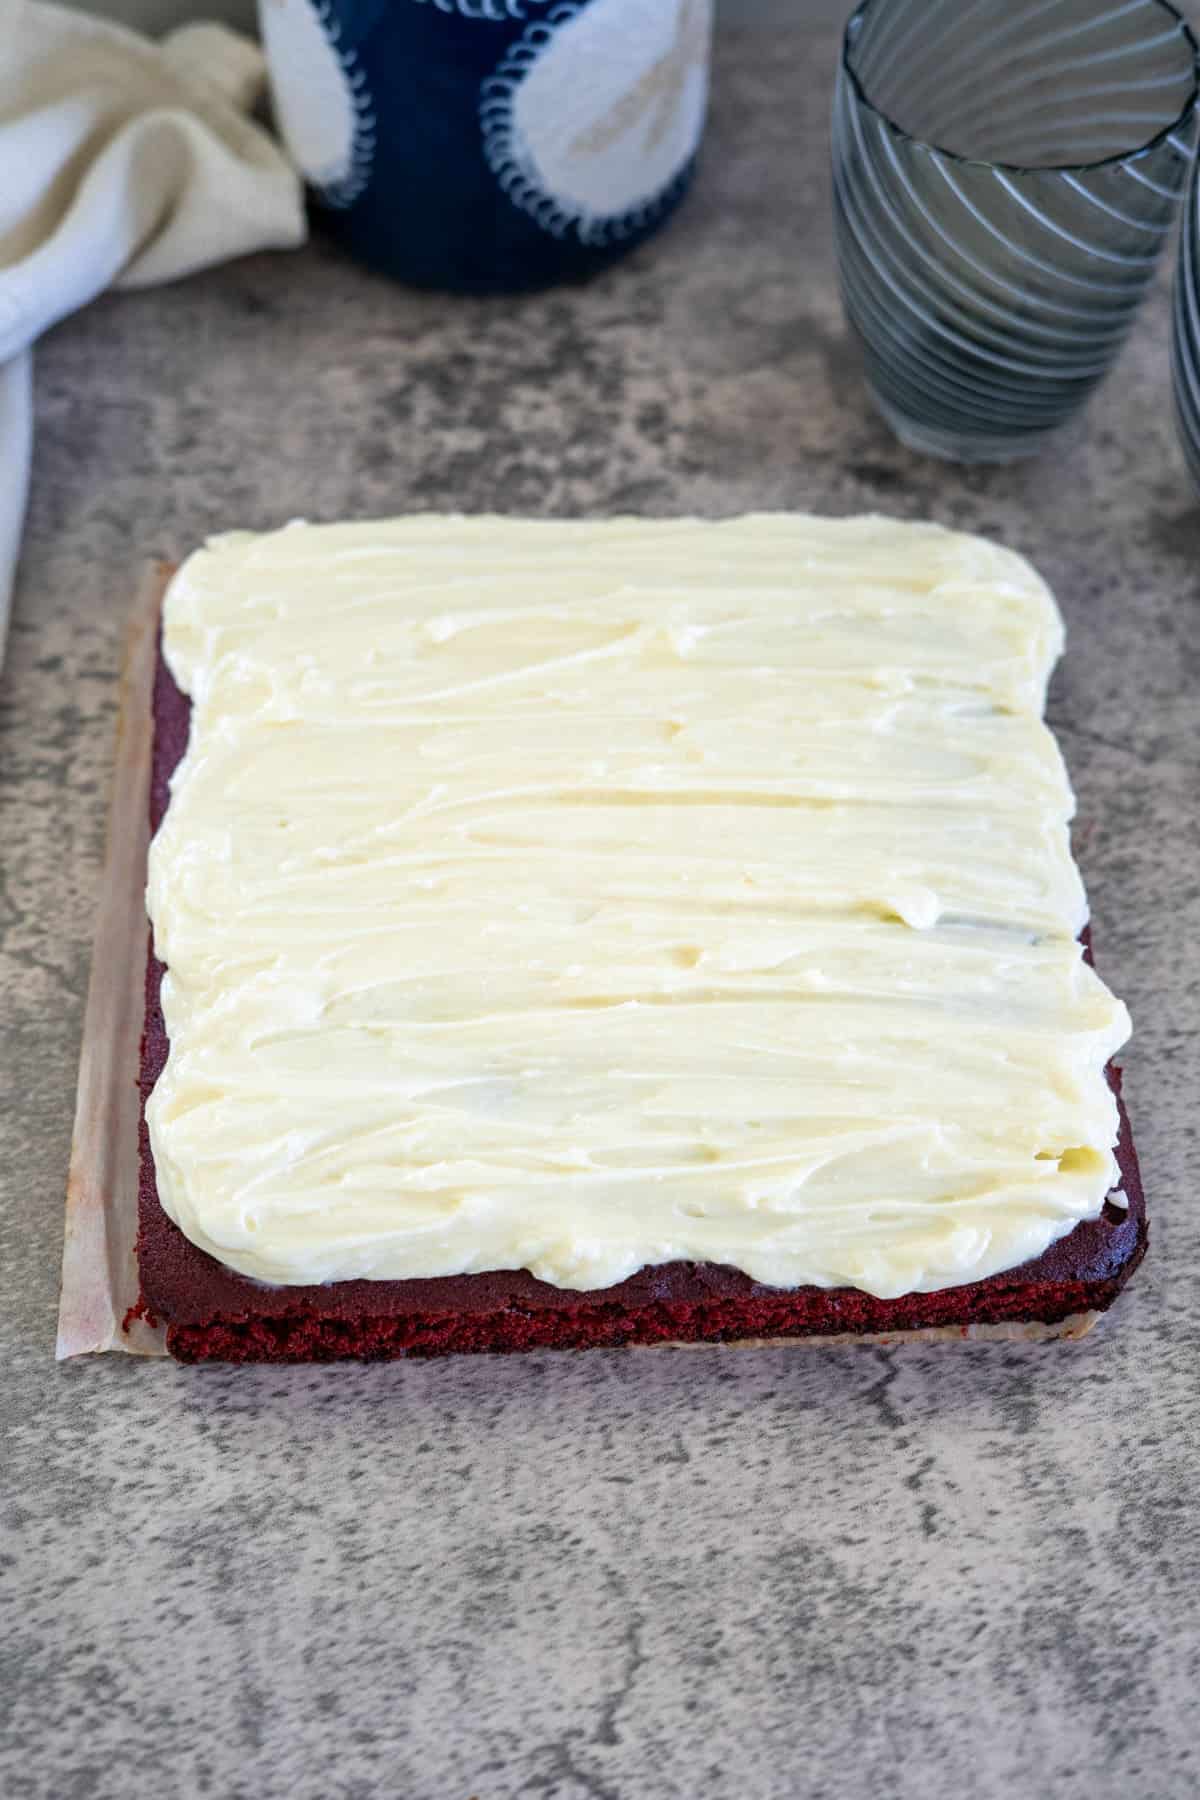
xmin=0 ymin=0 xmax=306 ymax=663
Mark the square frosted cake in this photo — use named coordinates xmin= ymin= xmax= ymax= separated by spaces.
xmin=137 ymin=515 xmax=1143 ymax=1361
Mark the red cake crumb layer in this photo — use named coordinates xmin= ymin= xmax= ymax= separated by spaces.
xmin=138 ymin=649 xmax=1146 ymax=1363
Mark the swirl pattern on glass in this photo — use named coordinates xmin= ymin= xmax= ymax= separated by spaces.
xmin=1171 ymin=152 xmax=1200 ymax=489
xmin=832 ymin=0 xmax=1200 ymax=462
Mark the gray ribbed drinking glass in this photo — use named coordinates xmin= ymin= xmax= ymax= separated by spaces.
xmin=1171 ymin=147 xmax=1200 ymax=488
xmin=833 ymin=0 xmax=1200 ymax=463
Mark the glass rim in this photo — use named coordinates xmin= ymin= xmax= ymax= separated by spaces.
xmin=841 ymin=0 xmax=1200 ymax=177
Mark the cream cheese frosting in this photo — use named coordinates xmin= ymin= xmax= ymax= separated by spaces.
xmin=145 ymin=513 xmax=1131 ymax=1298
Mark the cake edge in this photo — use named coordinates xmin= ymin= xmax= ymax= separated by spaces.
xmin=138 ymin=578 xmax=1147 ymax=1364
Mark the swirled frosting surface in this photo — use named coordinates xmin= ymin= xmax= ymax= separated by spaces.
xmin=145 ymin=514 xmax=1130 ymax=1297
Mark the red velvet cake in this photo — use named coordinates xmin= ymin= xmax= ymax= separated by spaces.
xmin=136 ymin=521 xmax=1146 ymax=1363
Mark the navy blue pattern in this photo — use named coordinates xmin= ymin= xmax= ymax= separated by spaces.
xmin=306 ymin=0 xmax=706 ymax=291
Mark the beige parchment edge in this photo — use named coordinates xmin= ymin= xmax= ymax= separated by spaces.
xmin=646 ymin=1312 xmax=1102 ymax=1351
xmin=57 ymin=565 xmax=173 ymax=1359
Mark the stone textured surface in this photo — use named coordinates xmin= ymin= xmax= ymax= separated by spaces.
xmin=4 ymin=12 xmax=1200 ymax=1798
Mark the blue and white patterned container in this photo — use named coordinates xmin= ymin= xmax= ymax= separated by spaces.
xmin=258 ymin=0 xmax=713 ymax=291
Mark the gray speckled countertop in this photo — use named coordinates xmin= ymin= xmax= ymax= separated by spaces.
xmin=4 ymin=11 xmax=1200 ymax=1798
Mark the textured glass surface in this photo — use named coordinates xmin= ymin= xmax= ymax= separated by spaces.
xmin=832 ymin=0 xmax=1200 ymax=462
xmin=1171 ymin=152 xmax=1200 ymax=489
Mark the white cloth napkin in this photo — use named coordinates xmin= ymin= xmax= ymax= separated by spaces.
xmin=0 ymin=0 xmax=307 ymax=664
